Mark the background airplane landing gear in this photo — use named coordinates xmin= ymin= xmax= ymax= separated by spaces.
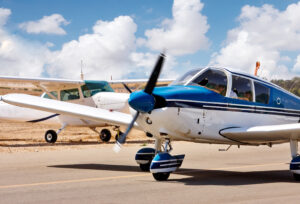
xmin=100 ymin=129 xmax=111 ymax=142
xmin=45 ymin=130 xmax=57 ymax=143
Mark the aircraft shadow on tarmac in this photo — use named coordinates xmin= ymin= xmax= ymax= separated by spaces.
xmin=49 ymin=163 xmax=295 ymax=186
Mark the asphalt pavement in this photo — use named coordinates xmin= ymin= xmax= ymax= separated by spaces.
xmin=0 ymin=142 xmax=299 ymax=204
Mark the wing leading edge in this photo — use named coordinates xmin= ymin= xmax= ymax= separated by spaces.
xmin=1 ymin=93 xmax=137 ymax=128
xmin=221 ymin=123 xmax=300 ymax=143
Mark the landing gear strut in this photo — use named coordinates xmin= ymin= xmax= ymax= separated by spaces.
xmin=289 ymin=139 xmax=300 ymax=181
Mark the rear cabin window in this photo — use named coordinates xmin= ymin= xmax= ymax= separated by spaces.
xmin=231 ymin=75 xmax=253 ymax=101
xmin=191 ymin=69 xmax=227 ymax=96
xmin=60 ymin=88 xmax=80 ymax=101
xmin=254 ymin=82 xmax=270 ymax=104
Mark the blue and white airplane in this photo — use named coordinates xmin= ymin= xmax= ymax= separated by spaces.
xmin=1 ymin=54 xmax=300 ymax=181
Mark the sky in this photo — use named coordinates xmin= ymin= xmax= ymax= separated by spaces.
xmin=1 ymin=0 xmax=300 ymax=80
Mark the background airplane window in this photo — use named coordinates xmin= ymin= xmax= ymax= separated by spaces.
xmin=231 ymin=75 xmax=253 ymax=101
xmin=254 ymin=82 xmax=270 ymax=104
xmin=43 ymin=91 xmax=58 ymax=99
xmin=60 ymin=88 xmax=80 ymax=101
xmin=81 ymin=81 xmax=114 ymax=98
xmin=191 ymin=69 xmax=227 ymax=96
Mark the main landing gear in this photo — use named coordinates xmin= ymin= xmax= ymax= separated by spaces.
xmin=289 ymin=139 xmax=300 ymax=181
xmin=135 ymin=138 xmax=185 ymax=181
xmin=90 ymin=127 xmax=123 ymax=142
xmin=44 ymin=123 xmax=67 ymax=143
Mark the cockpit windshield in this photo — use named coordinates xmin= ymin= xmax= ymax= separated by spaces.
xmin=188 ymin=69 xmax=228 ymax=96
xmin=81 ymin=81 xmax=114 ymax=98
xmin=170 ymin=69 xmax=201 ymax=85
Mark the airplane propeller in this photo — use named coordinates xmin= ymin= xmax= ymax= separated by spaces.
xmin=113 ymin=53 xmax=165 ymax=152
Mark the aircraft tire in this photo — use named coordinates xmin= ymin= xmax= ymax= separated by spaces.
xmin=293 ymin=173 xmax=300 ymax=181
xmin=45 ymin=130 xmax=57 ymax=143
xmin=152 ymin=172 xmax=170 ymax=181
xmin=115 ymin=131 xmax=123 ymax=141
xmin=139 ymin=163 xmax=151 ymax=172
xmin=100 ymin=129 xmax=111 ymax=142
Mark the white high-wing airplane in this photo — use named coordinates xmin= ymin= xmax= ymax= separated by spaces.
xmin=0 ymin=76 xmax=171 ymax=143
xmin=2 ymin=54 xmax=300 ymax=182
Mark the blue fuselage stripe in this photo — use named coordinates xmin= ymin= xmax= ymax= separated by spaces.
xmin=166 ymin=100 xmax=300 ymax=117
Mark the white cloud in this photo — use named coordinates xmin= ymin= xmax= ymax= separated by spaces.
xmin=143 ymin=0 xmax=210 ymax=56
xmin=210 ymin=3 xmax=300 ymax=79
xmin=0 ymin=8 xmax=11 ymax=27
xmin=0 ymin=8 xmax=49 ymax=77
xmin=19 ymin=14 xmax=69 ymax=35
xmin=46 ymin=16 xmax=138 ymax=80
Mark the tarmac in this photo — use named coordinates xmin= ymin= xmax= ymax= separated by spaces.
xmin=0 ymin=142 xmax=299 ymax=204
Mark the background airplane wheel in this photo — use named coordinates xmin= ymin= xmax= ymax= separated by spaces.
xmin=115 ymin=131 xmax=123 ymax=141
xmin=100 ymin=129 xmax=111 ymax=142
xmin=139 ymin=163 xmax=151 ymax=172
xmin=293 ymin=173 xmax=300 ymax=181
xmin=152 ymin=172 xmax=170 ymax=181
xmin=45 ymin=130 xmax=57 ymax=143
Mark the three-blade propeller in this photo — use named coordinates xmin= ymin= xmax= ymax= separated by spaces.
xmin=113 ymin=53 xmax=165 ymax=152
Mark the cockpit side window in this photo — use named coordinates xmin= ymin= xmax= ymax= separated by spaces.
xmin=231 ymin=75 xmax=253 ymax=101
xmin=254 ymin=81 xmax=270 ymax=104
xmin=191 ymin=69 xmax=227 ymax=96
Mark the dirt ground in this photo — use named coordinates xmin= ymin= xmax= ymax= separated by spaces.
xmin=0 ymin=121 xmax=153 ymax=153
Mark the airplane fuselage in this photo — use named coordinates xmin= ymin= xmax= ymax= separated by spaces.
xmin=133 ymin=68 xmax=300 ymax=145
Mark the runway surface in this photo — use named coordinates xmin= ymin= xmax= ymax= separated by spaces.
xmin=0 ymin=142 xmax=299 ymax=203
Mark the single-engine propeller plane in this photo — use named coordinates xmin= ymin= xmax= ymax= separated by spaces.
xmin=1 ymin=53 xmax=300 ymax=181
xmin=0 ymin=76 xmax=171 ymax=143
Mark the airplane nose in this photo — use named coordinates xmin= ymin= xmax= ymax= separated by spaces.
xmin=128 ymin=91 xmax=155 ymax=113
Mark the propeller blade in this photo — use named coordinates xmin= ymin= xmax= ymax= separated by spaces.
xmin=122 ymin=83 xmax=132 ymax=93
xmin=113 ymin=111 xmax=140 ymax=153
xmin=144 ymin=53 xmax=165 ymax=94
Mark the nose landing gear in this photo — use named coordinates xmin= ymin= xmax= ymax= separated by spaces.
xmin=135 ymin=138 xmax=185 ymax=181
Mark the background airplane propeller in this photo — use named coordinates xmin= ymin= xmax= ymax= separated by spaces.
xmin=114 ymin=53 xmax=165 ymax=152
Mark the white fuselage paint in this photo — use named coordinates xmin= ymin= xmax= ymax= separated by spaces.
xmin=135 ymin=105 xmax=299 ymax=145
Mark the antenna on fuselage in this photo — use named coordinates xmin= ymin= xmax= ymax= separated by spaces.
xmin=80 ymin=60 xmax=84 ymax=80
xmin=254 ymin=61 xmax=260 ymax=76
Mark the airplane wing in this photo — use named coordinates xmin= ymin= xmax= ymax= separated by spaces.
xmin=220 ymin=124 xmax=300 ymax=142
xmin=1 ymin=93 xmax=137 ymax=128
xmin=0 ymin=76 xmax=84 ymax=91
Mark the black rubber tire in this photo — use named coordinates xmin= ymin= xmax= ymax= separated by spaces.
xmin=293 ymin=173 xmax=300 ymax=181
xmin=115 ymin=131 xmax=123 ymax=142
xmin=45 ymin=130 xmax=57 ymax=143
xmin=139 ymin=163 xmax=151 ymax=172
xmin=152 ymin=172 xmax=170 ymax=181
xmin=100 ymin=129 xmax=111 ymax=142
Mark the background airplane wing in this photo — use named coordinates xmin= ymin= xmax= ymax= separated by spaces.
xmin=1 ymin=93 xmax=137 ymax=129
xmin=0 ymin=76 xmax=84 ymax=91
xmin=220 ymin=123 xmax=300 ymax=142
